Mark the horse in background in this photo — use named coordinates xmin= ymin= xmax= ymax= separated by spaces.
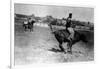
xmin=23 ymin=19 xmax=35 ymax=32
xmin=28 ymin=20 xmax=35 ymax=32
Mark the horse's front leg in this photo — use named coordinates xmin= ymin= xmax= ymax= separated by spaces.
xmin=29 ymin=26 xmax=32 ymax=32
xmin=59 ymin=43 xmax=66 ymax=53
xmin=67 ymin=42 xmax=72 ymax=54
xmin=30 ymin=25 xmax=33 ymax=32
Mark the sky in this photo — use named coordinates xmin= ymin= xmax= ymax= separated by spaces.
xmin=14 ymin=3 xmax=94 ymax=23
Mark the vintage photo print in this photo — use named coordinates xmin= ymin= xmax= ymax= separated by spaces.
xmin=14 ymin=3 xmax=94 ymax=65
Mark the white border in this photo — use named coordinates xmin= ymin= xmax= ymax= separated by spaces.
xmin=14 ymin=0 xmax=95 ymax=8
xmin=11 ymin=0 xmax=14 ymax=68
xmin=10 ymin=0 xmax=96 ymax=69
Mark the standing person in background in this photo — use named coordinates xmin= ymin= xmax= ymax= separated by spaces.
xmin=28 ymin=18 xmax=33 ymax=31
xmin=66 ymin=13 xmax=75 ymax=40
xmin=23 ymin=19 xmax=28 ymax=31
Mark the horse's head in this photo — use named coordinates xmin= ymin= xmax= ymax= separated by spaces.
xmin=80 ymin=33 xmax=88 ymax=43
xmin=73 ymin=30 xmax=88 ymax=44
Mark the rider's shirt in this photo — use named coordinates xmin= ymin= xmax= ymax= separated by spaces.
xmin=66 ymin=17 xmax=72 ymax=28
xmin=28 ymin=19 xmax=32 ymax=24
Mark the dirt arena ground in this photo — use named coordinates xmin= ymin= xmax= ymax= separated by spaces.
xmin=14 ymin=22 xmax=94 ymax=65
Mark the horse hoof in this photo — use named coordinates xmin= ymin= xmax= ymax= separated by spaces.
xmin=64 ymin=51 xmax=66 ymax=54
xmin=60 ymin=50 xmax=66 ymax=54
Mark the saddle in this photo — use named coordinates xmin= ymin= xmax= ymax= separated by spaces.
xmin=58 ymin=30 xmax=70 ymax=39
xmin=62 ymin=28 xmax=74 ymax=41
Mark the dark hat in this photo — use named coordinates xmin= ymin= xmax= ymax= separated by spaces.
xmin=28 ymin=18 xmax=31 ymax=20
xmin=69 ymin=13 xmax=72 ymax=18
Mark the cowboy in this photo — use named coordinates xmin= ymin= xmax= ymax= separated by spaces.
xmin=28 ymin=18 xmax=32 ymax=23
xmin=66 ymin=13 xmax=74 ymax=40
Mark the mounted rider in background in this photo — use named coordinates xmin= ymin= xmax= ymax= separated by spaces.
xmin=28 ymin=18 xmax=35 ymax=25
xmin=66 ymin=13 xmax=75 ymax=40
xmin=28 ymin=18 xmax=35 ymax=31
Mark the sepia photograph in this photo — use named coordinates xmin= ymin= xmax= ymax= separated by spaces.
xmin=14 ymin=3 xmax=94 ymax=65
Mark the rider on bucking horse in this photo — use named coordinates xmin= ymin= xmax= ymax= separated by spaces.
xmin=66 ymin=13 xmax=74 ymax=41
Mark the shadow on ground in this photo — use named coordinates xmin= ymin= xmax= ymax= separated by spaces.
xmin=48 ymin=48 xmax=63 ymax=53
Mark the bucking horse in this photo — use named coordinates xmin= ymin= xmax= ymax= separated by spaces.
xmin=49 ymin=24 xmax=88 ymax=54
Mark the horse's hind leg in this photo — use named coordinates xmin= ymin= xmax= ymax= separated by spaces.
xmin=31 ymin=27 xmax=33 ymax=32
xmin=31 ymin=26 xmax=33 ymax=32
xmin=24 ymin=26 xmax=27 ymax=31
xmin=32 ymin=26 xmax=34 ymax=31
xmin=67 ymin=42 xmax=72 ymax=54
